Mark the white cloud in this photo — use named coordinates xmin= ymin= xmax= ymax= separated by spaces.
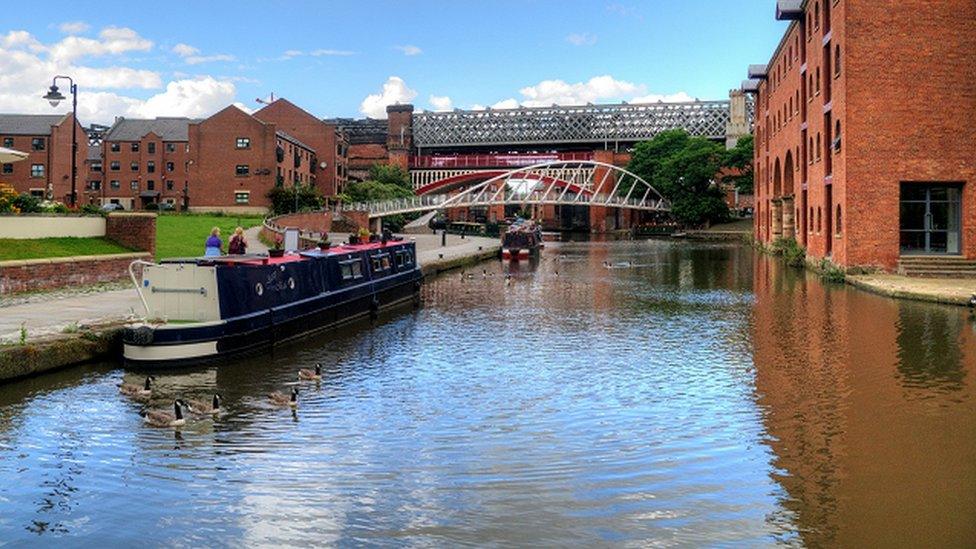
xmin=172 ymin=43 xmax=199 ymax=57
xmin=491 ymin=98 xmax=520 ymax=109
xmin=282 ymin=49 xmax=304 ymax=59
xmin=58 ymin=21 xmax=91 ymax=34
xmin=481 ymin=75 xmax=693 ymax=110
xmin=566 ymin=32 xmax=597 ymax=46
xmin=311 ymin=49 xmax=355 ymax=56
xmin=48 ymin=26 xmax=153 ymax=63
xmin=172 ymin=42 xmax=234 ymax=65
xmin=395 ymin=45 xmax=422 ymax=56
xmin=631 ymin=91 xmax=696 ymax=103
xmin=184 ymin=54 xmax=236 ymax=65
xmin=359 ymin=76 xmax=417 ymax=118
xmin=0 ymin=29 xmax=239 ymax=124
xmin=428 ymin=95 xmax=453 ymax=111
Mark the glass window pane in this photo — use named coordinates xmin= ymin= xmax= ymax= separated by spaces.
xmin=929 ymin=231 xmax=948 ymax=253
xmin=900 ymin=203 xmax=927 ymax=230
xmin=901 ymin=185 xmax=928 ymax=201
xmin=900 ymin=231 xmax=926 ymax=252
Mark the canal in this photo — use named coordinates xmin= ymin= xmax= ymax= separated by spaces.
xmin=0 ymin=240 xmax=973 ymax=546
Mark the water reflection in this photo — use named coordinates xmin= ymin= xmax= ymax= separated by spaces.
xmin=0 ymin=241 xmax=973 ymax=545
xmin=751 ymin=255 xmax=976 ymax=547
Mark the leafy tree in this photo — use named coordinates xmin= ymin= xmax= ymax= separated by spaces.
xmin=720 ymin=134 xmax=754 ymax=194
xmin=335 ymin=163 xmax=416 ymax=231
xmin=267 ymin=183 xmax=323 ymax=215
xmin=627 ymin=130 xmax=737 ymax=227
xmin=366 ymin=164 xmax=411 ymax=190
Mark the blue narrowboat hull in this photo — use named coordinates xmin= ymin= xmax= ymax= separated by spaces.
xmin=123 ymin=242 xmax=423 ymax=367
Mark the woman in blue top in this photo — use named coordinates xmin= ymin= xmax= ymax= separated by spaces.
xmin=204 ymin=227 xmax=223 ymax=256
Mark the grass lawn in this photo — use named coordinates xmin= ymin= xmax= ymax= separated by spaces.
xmin=155 ymin=213 xmax=266 ymax=259
xmin=0 ymin=237 xmax=135 ymax=261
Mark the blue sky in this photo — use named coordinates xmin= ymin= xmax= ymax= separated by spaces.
xmin=0 ymin=1 xmax=786 ymax=123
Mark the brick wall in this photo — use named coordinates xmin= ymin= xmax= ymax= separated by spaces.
xmin=267 ymin=211 xmax=333 ymax=234
xmin=253 ymin=99 xmax=348 ymax=197
xmin=0 ymin=252 xmax=150 ymax=294
xmin=102 ymin=134 xmax=189 ymax=210
xmin=105 ymin=212 xmax=157 ymax=256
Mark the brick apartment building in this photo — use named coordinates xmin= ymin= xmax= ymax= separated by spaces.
xmin=0 ymin=113 xmax=88 ymax=203
xmin=253 ymin=98 xmax=348 ymax=197
xmin=746 ymin=0 xmax=976 ymax=270
xmin=187 ymin=105 xmax=315 ymax=213
xmin=100 ymin=117 xmax=197 ymax=210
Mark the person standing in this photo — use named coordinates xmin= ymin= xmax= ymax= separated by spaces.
xmin=204 ymin=227 xmax=223 ymax=257
xmin=228 ymin=226 xmax=247 ymax=255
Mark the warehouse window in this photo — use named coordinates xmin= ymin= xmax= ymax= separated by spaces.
xmin=835 ymin=205 xmax=843 ymax=235
xmin=234 ymin=191 xmax=250 ymax=204
xmin=236 ymin=137 xmax=250 ymax=149
xmin=235 ymin=164 xmax=249 ymax=176
xmin=30 ymin=164 xmax=44 ymax=177
xmin=31 ymin=137 xmax=45 ymax=151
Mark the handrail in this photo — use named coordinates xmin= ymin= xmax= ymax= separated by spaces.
xmin=129 ymin=259 xmax=155 ymax=317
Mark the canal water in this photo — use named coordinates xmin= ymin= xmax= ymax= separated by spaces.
xmin=0 ymin=240 xmax=974 ymax=546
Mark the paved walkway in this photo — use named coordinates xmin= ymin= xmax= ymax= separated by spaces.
xmin=0 ymin=232 xmax=498 ymax=343
xmin=847 ymin=273 xmax=976 ymax=306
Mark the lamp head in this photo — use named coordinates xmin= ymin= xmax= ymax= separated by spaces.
xmin=43 ymin=85 xmax=65 ymax=108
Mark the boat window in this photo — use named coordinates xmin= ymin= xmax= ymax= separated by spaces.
xmin=395 ymin=250 xmax=413 ymax=267
xmin=371 ymin=253 xmax=391 ymax=272
xmin=340 ymin=259 xmax=363 ymax=280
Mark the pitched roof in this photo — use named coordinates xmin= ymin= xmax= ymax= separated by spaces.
xmin=0 ymin=113 xmax=70 ymax=135
xmin=103 ymin=117 xmax=200 ymax=142
xmin=276 ymin=130 xmax=314 ymax=152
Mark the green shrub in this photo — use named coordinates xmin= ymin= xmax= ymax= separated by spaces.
xmin=12 ymin=193 xmax=42 ymax=213
xmin=818 ymin=258 xmax=846 ymax=283
xmin=771 ymin=238 xmax=806 ymax=268
xmin=144 ymin=202 xmax=159 ymax=211
xmin=80 ymin=203 xmax=105 ymax=216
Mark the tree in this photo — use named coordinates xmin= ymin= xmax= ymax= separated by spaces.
xmin=267 ymin=183 xmax=323 ymax=215
xmin=336 ymin=163 xmax=416 ymax=231
xmin=719 ymin=134 xmax=754 ymax=194
xmin=627 ymin=130 xmax=730 ymax=227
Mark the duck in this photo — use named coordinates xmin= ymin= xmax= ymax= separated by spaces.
xmin=504 ymin=273 xmax=512 ymax=286
xmin=141 ymin=399 xmax=187 ymax=428
xmin=269 ymin=388 xmax=299 ymax=408
xmin=187 ymin=394 xmax=222 ymax=416
xmin=120 ymin=376 xmax=155 ymax=400
xmin=299 ymin=364 xmax=322 ymax=381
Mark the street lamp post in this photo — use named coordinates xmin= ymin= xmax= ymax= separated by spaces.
xmin=42 ymin=76 xmax=78 ymax=208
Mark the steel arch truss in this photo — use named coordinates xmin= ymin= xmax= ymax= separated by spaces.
xmin=413 ymin=100 xmax=735 ymax=148
xmin=343 ymin=161 xmax=670 ymax=218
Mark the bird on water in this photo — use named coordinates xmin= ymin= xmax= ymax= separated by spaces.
xmin=120 ymin=376 xmax=155 ymax=400
xmin=299 ymin=364 xmax=322 ymax=381
xmin=269 ymin=388 xmax=299 ymax=408
xmin=187 ymin=394 xmax=222 ymax=416
xmin=141 ymin=400 xmax=188 ymax=428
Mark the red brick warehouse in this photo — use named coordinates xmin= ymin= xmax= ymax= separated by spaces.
xmin=745 ymin=0 xmax=976 ymax=270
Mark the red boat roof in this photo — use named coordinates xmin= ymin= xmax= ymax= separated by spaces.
xmin=199 ymin=240 xmax=411 ymax=267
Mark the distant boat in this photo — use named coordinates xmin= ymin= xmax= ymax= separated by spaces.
xmin=501 ymin=219 xmax=544 ymax=261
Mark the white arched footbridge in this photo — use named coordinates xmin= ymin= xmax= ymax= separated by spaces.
xmin=340 ymin=161 xmax=670 ymax=218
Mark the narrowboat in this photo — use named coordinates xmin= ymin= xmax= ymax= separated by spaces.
xmin=501 ymin=219 xmax=543 ymax=260
xmin=122 ymin=239 xmax=422 ymax=366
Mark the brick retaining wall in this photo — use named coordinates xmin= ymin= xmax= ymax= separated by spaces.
xmin=105 ymin=213 xmax=156 ymax=256
xmin=0 ymin=253 xmax=150 ymax=295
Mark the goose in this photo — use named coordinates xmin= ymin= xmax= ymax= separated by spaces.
xmin=269 ymin=388 xmax=299 ymax=408
xmin=504 ymin=273 xmax=512 ymax=286
xmin=141 ymin=399 xmax=187 ymax=427
xmin=299 ymin=364 xmax=322 ymax=381
xmin=120 ymin=376 xmax=155 ymax=400
xmin=187 ymin=394 xmax=222 ymax=416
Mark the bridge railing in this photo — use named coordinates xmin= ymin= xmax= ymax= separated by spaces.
xmin=409 ymin=152 xmax=594 ymax=169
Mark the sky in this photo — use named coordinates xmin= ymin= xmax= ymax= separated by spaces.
xmin=0 ymin=1 xmax=786 ymax=125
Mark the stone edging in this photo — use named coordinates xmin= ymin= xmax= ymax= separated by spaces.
xmin=0 ymin=252 xmax=150 ymax=268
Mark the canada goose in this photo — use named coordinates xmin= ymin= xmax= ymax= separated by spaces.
xmin=504 ymin=273 xmax=512 ymax=286
xmin=269 ymin=388 xmax=298 ymax=408
xmin=299 ymin=364 xmax=322 ymax=381
xmin=120 ymin=376 xmax=155 ymax=400
xmin=187 ymin=394 xmax=222 ymax=416
xmin=141 ymin=399 xmax=187 ymax=427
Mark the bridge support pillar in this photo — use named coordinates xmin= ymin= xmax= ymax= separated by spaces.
xmin=590 ymin=205 xmax=609 ymax=233
xmin=370 ymin=217 xmax=382 ymax=235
